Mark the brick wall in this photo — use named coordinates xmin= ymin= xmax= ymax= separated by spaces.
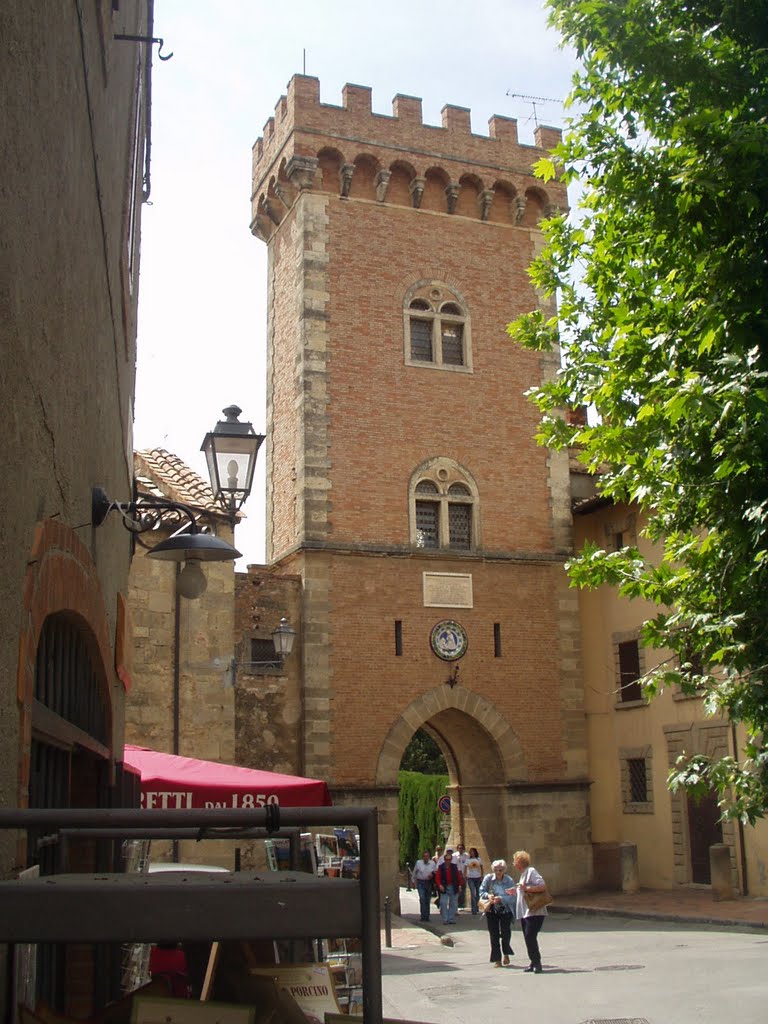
xmin=250 ymin=78 xmax=590 ymax=903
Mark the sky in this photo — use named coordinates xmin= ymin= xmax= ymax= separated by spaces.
xmin=134 ymin=0 xmax=579 ymax=566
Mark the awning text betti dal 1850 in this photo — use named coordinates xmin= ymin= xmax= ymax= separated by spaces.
xmin=123 ymin=745 xmax=332 ymax=809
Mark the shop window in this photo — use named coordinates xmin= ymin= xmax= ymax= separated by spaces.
xmin=404 ymin=284 xmax=472 ymax=372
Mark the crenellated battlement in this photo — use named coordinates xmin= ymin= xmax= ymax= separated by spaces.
xmin=250 ymin=76 xmax=567 ymax=242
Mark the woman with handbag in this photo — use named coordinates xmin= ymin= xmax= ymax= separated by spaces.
xmin=478 ymin=859 xmax=516 ymax=967
xmin=509 ymin=850 xmax=550 ymax=974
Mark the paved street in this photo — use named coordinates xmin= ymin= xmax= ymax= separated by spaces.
xmin=381 ymin=889 xmax=767 ymax=1024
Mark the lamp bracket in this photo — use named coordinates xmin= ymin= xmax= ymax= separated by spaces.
xmin=92 ymin=487 xmax=199 ymax=535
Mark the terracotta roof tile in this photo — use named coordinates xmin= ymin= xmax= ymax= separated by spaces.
xmin=134 ymin=448 xmax=238 ymax=519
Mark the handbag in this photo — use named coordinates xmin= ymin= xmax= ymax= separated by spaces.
xmin=524 ymin=886 xmax=554 ymax=913
xmin=478 ymin=895 xmax=493 ymax=913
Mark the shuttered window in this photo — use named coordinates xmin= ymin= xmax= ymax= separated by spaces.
xmin=618 ymin=640 xmax=642 ymax=702
xmin=415 ymin=501 xmax=439 ymax=548
xmin=410 ymin=318 xmax=433 ymax=361
xmin=405 ymin=291 xmax=469 ymax=370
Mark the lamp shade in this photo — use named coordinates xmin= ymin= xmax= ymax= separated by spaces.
xmin=271 ymin=617 xmax=296 ymax=658
xmin=201 ymin=405 xmax=264 ymax=518
xmin=147 ymin=532 xmax=242 ymax=563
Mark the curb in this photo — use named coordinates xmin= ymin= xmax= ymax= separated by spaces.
xmin=549 ymin=903 xmax=768 ymax=931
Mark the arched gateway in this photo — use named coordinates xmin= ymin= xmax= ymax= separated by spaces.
xmin=245 ymin=76 xmax=593 ymax=905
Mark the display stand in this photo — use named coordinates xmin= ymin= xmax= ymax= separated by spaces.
xmin=0 ymin=806 xmax=383 ymax=1024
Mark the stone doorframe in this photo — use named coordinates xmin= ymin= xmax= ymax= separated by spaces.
xmin=664 ymin=721 xmax=738 ymax=888
xmin=375 ymin=684 xmax=526 ymax=787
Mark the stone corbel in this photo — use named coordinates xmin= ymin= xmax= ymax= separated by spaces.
xmin=409 ymin=176 xmax=425 ymax=209
xmin=479 ymin=188 xmax=495 ymax=221
xmin=445 ymin=183 xmax=460 ymax=214
xmin=375 ymin=169 xmax=391 ymax=202
xmin=250 ymin=213 xmax=273 ymax=242
xmin=263 ymin=199 xmax=282 ymax=226
xmin=273 ymin=181 xmax=294 ymax=210
xmin=515 ymin=195 xmax=527 ymax=224
xmin=339 ymin=164 xmax=355 ymax=198
xmin=286 ymin=155 xmax=319 ymax=191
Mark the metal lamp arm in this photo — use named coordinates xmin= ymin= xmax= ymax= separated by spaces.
xmin=92 ymin=487 xmax=200 ymax=534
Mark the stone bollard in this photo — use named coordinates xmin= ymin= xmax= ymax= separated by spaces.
xmin=619 ymin=842 xmax=640 ymax=893
xmin=710 ymin=843 xmax=735 ymax=900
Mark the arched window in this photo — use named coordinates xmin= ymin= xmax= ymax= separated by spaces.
xmin=410 ymin=461 xmax=479 ymax=550
xmin=404 ymin=284 xmax=471 ymax=371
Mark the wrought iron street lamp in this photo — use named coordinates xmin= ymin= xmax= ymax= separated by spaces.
xmin=201 ymin=405 xmax=264 ymax=522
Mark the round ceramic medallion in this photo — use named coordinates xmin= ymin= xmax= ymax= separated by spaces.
xmin=430 ymin=620 xmax=468 ymax=662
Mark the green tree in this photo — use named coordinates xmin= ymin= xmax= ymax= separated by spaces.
xmin=397 ymin=771 xmax=449 ymax=869
xmin=511 ymin=0 xmax=768 ymax=821
xmin=400 ymin=729 xmax=448 ymax=775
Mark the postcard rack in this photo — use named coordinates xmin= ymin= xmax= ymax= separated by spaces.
xmin=0 ymin=805 xmax=382 ymax=1023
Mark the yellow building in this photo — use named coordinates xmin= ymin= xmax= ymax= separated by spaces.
xmin=573 ymin=488 xmax=768 ymax=896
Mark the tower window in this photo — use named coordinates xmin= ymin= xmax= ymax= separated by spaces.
xmin=410 ymin=461 xmax=478 ymax=551
xmin=404 ymin=285 xmax=472 ymax=372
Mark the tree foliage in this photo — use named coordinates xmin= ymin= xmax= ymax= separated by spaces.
xmin=511 ymin=0 xmax=768 ymax=821
xmin=397 ymin=771 xmax=449 ymax=869
xmin=400 ymin=729 xmax=448 ymax=775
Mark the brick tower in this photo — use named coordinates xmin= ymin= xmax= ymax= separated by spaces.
xmin=250 ymin=76 xmax=591 ymax=902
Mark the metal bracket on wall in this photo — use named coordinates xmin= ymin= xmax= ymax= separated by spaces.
xmin=114 ymin=34 xmax=173 ymax=60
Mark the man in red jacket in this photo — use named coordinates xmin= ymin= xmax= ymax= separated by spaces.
xmin=434 ymin=849 xmax=463 ymax=925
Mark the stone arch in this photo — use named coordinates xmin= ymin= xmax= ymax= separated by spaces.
xmin=387 ymin=160 xmax=416 ymax=207
xmin=422 ymin=166 xmax=450 ymax=212
xmin=455 ymin=173 xmax=483 ymax=219
xmin=376 ymin=685 xmax=525 ymax=786
xmin=17 ymin=519 xmax=116 ymax=809
xmin=403 ymin=277 xmax=470 ymax=311
xmin=349 ymin=152 xmax=379 ymax=200
xmin=488 ymin=179 xmax=517 ymax=224
xmin=377 ymin=685 xmax=526 ymax=863
xmin=520 ymin=186 xmax=548 ymax=228
xmin=317 ymin=147 xmax=345 ymax=193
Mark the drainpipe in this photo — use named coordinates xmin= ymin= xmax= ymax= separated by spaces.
xmin=731 ymin=721 xmax=749 ymax=895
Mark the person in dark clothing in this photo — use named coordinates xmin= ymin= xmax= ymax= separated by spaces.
xmin=434 ymin=849 xmax=463 ymax=924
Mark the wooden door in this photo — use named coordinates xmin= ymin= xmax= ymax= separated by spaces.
xmin=687 ymin=790 xmax=723 ymax=884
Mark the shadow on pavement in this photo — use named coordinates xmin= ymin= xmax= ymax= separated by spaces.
xmin=382 ymin=953 xmax=460 ymax=976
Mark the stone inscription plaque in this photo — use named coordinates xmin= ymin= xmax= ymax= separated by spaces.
xmin=423 ymin=572 xmax=473 ymax=609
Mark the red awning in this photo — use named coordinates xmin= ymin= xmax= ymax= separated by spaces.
xmin=123 ymin=745 xmax=332 ymax=809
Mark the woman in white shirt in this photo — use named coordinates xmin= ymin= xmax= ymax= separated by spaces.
xmin=509 ymin=849 xmax=548 ymax=973
xmin=464 ymin=847 xmax=484 ymax=914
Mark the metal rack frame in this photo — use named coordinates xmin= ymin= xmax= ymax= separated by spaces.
xmin=0 ymin=805 xmax=382 ymax=1023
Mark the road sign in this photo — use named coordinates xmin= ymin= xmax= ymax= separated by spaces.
xmin=437 ymin=795 xmax=451 ymax=814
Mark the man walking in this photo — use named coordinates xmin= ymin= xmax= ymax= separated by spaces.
xmin=411 ymin=849 xmax=436 ymax=922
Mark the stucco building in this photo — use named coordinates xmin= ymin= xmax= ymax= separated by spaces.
xmin=1 ymin=1 xmax=152 ymax=1014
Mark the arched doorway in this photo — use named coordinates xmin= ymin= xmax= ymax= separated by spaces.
xmin=29 ymin=612 xmax=114 ymax=1012
xmin=377 ymin=685 xmax=526 ymax=903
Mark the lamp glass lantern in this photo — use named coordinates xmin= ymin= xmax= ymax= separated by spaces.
xmin=201 ymin=405 xmax=264 ymax=519
xmin=272 ymin=617 xmax=296 ymax=660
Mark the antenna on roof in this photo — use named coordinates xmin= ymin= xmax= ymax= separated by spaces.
xmin=506 ymin=91 xmax=562 ymax=128
xmin=303 ymin=48 xmax=306 ymax=75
